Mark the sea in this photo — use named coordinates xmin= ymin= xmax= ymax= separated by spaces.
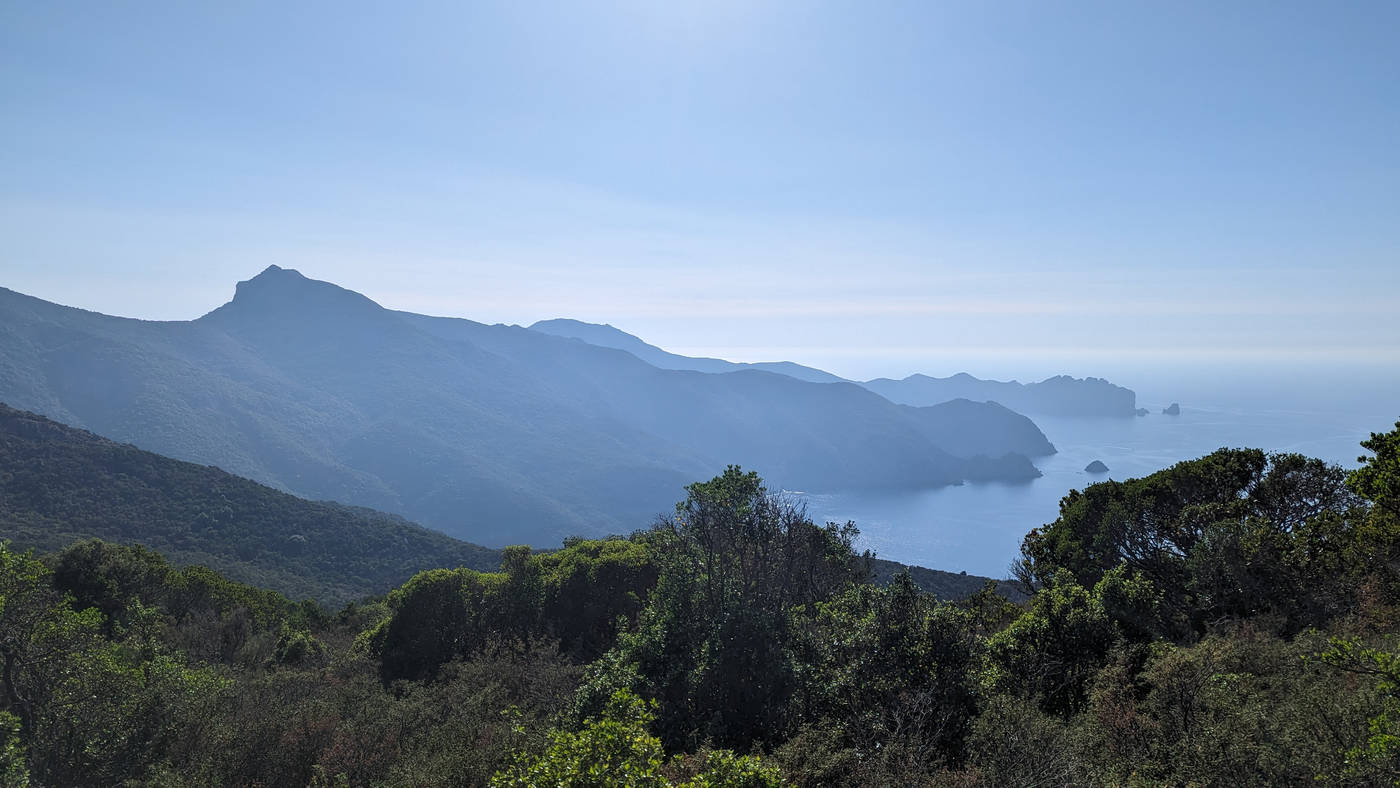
xmin=799 ymin=363 xmax=1398 ymax=578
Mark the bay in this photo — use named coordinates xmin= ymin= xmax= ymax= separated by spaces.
xmin=801 ymin=395 xmax=1394 ymax=578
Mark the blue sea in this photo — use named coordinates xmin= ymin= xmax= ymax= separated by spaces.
xmin=801 ymin=365 xmax=1398 ymax=578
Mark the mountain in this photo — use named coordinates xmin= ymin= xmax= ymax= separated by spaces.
xmin=0 ymin=403 xmax=500 ymax=605
xmin=0 ymin=267 xmax=1053 ymax=546
xmin=0 ymin=401 xmax=1022 ymax=608
xmin=529 ymin=318 xmax=845 ymax=383
xmin=862 ymin=372 xmax=1138 ymax=417
xmin=529 ymin=319 xmax=1138 ymax=417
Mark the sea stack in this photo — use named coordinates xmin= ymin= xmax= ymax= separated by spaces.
xmin=1085 ymin=460 xmax=1110 ymax=474
xmin=1162 ymin=402 xmax=1181 ymax=415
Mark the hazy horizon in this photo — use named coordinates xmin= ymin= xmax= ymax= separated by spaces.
xmin=4 ymin=5 xmax=1399 ymax=780
xmin=4 ymin=265 xmax=1396 ymax=424
xmin=5 ymin=1 xmax=1398 ymax=380
xmin=3 ymin=0 xmax=1396 ymax=555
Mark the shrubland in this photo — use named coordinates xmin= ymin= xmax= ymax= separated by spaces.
xmin=2 ymin=422 xmax=1399 ymax=785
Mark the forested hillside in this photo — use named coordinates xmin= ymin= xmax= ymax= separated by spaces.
xmin=0 ymin=266 xmax=1054 ymax=546
xmin=0 ymin=403 xmax=501 ymax=604
xmin=0 ymin=402 xmax=1007 ymax=607
xmin=1 ymin=422 xmax=1397 ymax=785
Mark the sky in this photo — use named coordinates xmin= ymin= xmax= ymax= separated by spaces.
xmin=2 ymin=0 xmax=1398 ymax=388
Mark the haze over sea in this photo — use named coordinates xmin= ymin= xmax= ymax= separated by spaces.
xmin=4 ymin=0 xmax=1397 ymax=583
xmin=794 ymin=359 xmax=1398 ymax=578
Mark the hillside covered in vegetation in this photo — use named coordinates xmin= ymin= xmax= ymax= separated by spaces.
xmin=0 ymin=403 xmax=501 ymax=604
xmin=0 ymin=402 xmax=1008 ymax=608
xmin=0 ymin=267 xmax=1055 ymax=546
xmin=0 ymin=422 xmax=1397 ymax=785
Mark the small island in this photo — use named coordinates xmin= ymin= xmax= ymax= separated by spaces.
xmin=1135 ymin=408 xmax=1149 ymax=416
xmin=1163 ymin=402 xmax=1181 ymax=415
xmin=1085 ymin=460 xmax=1110 ymax=474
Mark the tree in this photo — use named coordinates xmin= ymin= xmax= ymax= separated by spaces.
xmin=0 ymin=543 xmax=226 ymax=785
xmin=1349 ymin=421 xmax=1400 ymax=518
xmin=494 ymin=690 xmax=668 ymax=787
xmin=531 ymin=538 xmax=659 ymax=661
xmin=1017 ymin=450 xmax=1363 ymax=637
xmin=985 ymin=570 xmax=1120 ymax=716
xmin=1346 ymin=422 xmax=1400 ymax=605
xmin=660 ymin=466 xmax=867 ymax=617
xmin=580 ymin=467 xmax=868 ymax=751
xmin=788 ymin=574 xmax=981 ymax=775
xmin=1313 ymin=637 xmax=1400 ymax=783
xmin=368 ymin=568 xmax=496 ymax=684
xmin=49 ymin=540 xmax=173 ymax=635
xmin=0 ymin=544 xmax=65 ymax=740
xmin=492 ymin=690 xmax=782 ymax=788
xmin=0 ymin=712 xmax=25 ymax=788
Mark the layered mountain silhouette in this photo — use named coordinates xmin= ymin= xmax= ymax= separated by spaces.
xmin=532 ymin=319 xmax=1139 ymax=417
xmin=531 ymin=318 xmax=845 ymax=383
xmin=0 ymin=266 xmax=1053 ymax=545
xmin=862 ymin=372 xmax=1138 ymax=417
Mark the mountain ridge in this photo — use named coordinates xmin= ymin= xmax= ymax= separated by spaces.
xmin=528 ymin=317 xmax=1138 ymax=417
xmin=0 ymin=268 xmax=1054 ymax=546
xmin=530 ymin=318 xmax=846 ymax=383
xmin=864 ymin=372 xmax=1139 ymax=417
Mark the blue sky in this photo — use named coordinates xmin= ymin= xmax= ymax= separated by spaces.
xmin=2 ymin=0 xmax=1398 ymax=384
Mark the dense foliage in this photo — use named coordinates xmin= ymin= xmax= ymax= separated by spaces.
xmin=1 ymin=424 xmax=1398 ymax=785
xmin=0 ymin=404 xmax=501 ymax=605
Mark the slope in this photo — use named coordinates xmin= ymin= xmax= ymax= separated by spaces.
xmin=0 ymin=266 xmax=1053 ymax=545
xmin=529 ymin=318 xmax=846 ymax=383
xmin=530 ymin=319 xmax=1138 ymax=417
xmin=0 ymin=403 xmax=501 ymax=605
xmin=863 ymin=372 xmax=1139 ymax=417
